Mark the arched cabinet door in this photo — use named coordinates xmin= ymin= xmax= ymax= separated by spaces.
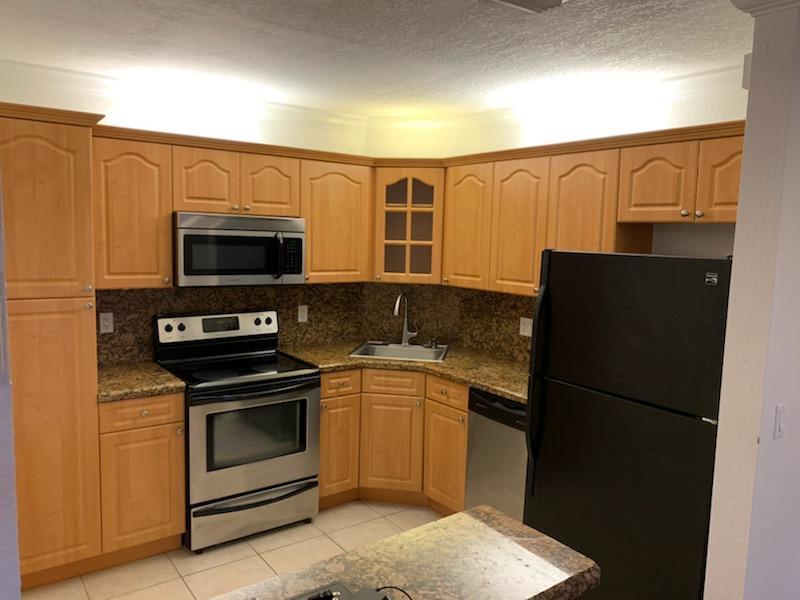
xmin=301 ymin=160 xmax=372 ymax=283
xmin=172 ymin=146 xmax=240 ymax=214
xmin=93 ymin=138 xmax=173 ymax=289
xmin=547 ymin=150 xmax=620 ymax=253
xmin=442 ymin=163 xmax=494 ymax=290
xmin=618 ymin=141 xmax=699 ymax=223
xmin=240 ymin=153 xmax=300 ymax=217
xmin=696 ymin=136 xmax=743 ymax=223
xmin=0 ymin=118 xmax=94 ymax=299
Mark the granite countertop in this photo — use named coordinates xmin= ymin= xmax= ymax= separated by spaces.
xmin=282 ymin=342 xmax=529 ymax=404
xmin=97 ymin=362 xmax=185 ymax=402
xmin=216 ymin=505 xmax=599 ymax=600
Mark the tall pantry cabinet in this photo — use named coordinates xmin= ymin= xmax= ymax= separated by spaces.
xmin=0 ymin=115 xmax=101 ymax=574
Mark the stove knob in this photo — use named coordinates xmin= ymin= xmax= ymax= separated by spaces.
xmin=254 ymin=318 xmax=262 ymax=326
xmin=164 ymin=324 xmax=173 ymax=333
xmin=177 ymin=323 xmax=186 ymax=332
xmin=265 ymin=317 xmax=273 ymax=325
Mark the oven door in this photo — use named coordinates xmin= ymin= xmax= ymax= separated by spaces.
xmin=177 ymin=228 xmax=283 ymax=287
xmin=188 ymin=380 xmax=320 ymax=505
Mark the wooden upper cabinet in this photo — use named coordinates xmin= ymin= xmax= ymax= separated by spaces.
xmin=424 ymin=400 xmax=468 ymax=513
xmin=320 ymin=393 xmax=361 ymax=498
xmin=8 ymin=298 xmax=100 ymax=574
xmin=442 ymin=163 xmax=494 ymax=290
xmin=374 ymin=167 xmax=444 ymax=284
xmin=547 ymin=150 xmax=619 ymax=253
xmin=172 ymin=146 xmax=240 ymax=213
xmin=93 ymin=138 xmax=173 ymax=289
xmin=696 ymin=136 xmax=743 ymax=223
xmin=100 ymin=422 xmax=185 ymax=552
xmin=301 ymin=160 xmax=372 ymax=283
xmin=240 ymin=153 xmax=301 ymax=216
xmin=0 ymin=118 xmax=94 ymax=299
xmin=490 ymin=157 xmax=550 ymax=296
xmin=618 ymin=141 xmax=700 ymax=223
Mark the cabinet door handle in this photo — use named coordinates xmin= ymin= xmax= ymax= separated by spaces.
xmin=695 ymin=210 xmax=705 ymax=218
xmin=84 ymin=284 xmax=93 ymax=293
xmin=176 ymin=427 xmax=183 ymax=436
xmin=140 ymin=409 xmax=150 ymax=417
xmin=376 ymin=275 xmax=381 ymax=280
xmin=442 ymin=277 xmax=449 ymax=284
xmin=231 ymin=204 xmax=240 ymax=211
xmin=458 ymin=416 xmax=465 ymax=424
xmin=680 ymin=209 xmax=690 ymax=217
xmin=244 ymin=205 xmax=252 ymax=211
xmin=416 ymin=400 xmax=422 ymax=407
xmin=84 ymin=302 xmax=94 ymax=310
xmin=440 ymin=388 xmax=448 ymax=396
xmin=162 ymin=276 xmax=170 ymax=284
xmin=321 ymin=402 xmax=327 ymax=410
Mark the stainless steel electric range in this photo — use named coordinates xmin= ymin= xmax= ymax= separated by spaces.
xmin=154 ymin=309 xmax=321 ymax=551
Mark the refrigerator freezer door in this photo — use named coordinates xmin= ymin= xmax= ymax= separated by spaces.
xmin=534 ymin=251 xmax=730 ymax=419
xmin=525 ymin=379 xmax=716 ymax=600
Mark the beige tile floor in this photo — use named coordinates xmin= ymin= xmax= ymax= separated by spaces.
xmin=23 ymin=501 xmax=440 ymax=600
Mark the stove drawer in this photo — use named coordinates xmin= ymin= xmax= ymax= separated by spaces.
xmin=99 ymin=393 xmax=184 ymax=434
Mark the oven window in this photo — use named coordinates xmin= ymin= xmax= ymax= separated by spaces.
xmin=207 ymin=399 xmax=307 ymax=471
xmin=184 ymin=234 xmax=279 ymax=276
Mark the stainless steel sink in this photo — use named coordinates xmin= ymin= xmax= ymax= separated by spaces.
xmin=350 ymin=341 xmax=448 ymax=363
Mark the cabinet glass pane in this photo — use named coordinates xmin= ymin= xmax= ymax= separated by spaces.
xmin=384 ymin=245 xmax=406 ymax=273
xmin=409 ymin=246 xmax=432 ymax=274
xmin=385 ymin=212 xmax=407 ymax=241
xmin=386 ymin=179 xmax=408 ymax=206
xmin=411 ymin=212 xmax=433 ymax=241
xmin=411 ymin=178 xmax=434 ymax=206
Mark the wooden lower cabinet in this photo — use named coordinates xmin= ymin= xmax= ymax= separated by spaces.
xmin=319 ymin=394 xmax=361 ymax=497
xmin=423 ymin=400 xmax=468 ymax=512
xmin=100 ymin=422 xmax=185 ymax=552
xmin=359 ymin=393 xmax=424 ymax=492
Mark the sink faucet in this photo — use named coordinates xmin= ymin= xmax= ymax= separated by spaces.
xmin=393 ymin=292 xmax=418 ymax=346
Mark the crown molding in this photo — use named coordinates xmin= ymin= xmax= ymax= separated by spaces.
xmin=731 ymin=0 xmax=800 ymax=16
xmin=0 ymin=101 xmax=103 ymax=127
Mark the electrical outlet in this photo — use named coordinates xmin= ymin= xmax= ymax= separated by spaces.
xmin=774 ymin=402 xmax=787 ymax=440
xmin=99 ymin=312 xmax=114 ymax=334
xmin=297 ymin=305 xmax=308 ymax=323
xmin=519 ymin=317 xmax=533 ymax=337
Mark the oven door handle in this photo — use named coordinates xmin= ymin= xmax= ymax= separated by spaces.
xmin=193 ymin=480 xmax=319 ymax=517
xmin=191 ymin=378 xmax=319 ymax=405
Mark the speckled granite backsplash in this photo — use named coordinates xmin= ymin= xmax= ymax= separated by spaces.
xmin=96 ymin=283 xmax=533 ymax=366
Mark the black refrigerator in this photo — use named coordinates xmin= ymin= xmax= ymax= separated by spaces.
xmin=524 ymin=250 xmax=731 ymax=600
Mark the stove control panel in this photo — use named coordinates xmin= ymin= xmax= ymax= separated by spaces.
xmin=157 ymin=310 xmax=278 ymax=344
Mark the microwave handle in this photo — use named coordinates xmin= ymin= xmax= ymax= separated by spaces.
xmin=273 ymin=233 xmax=283 ymax=279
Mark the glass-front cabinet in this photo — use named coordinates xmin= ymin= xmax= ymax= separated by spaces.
xmin=374 ymin=167 xmax=444 ymax=284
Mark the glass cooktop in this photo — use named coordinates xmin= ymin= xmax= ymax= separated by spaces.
xmin=163 ymin=352 xmax=318 ymax=389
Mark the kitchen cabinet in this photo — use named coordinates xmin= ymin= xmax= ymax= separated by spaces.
xmin=425 ymin=375 xmax=468 ymax=412
xmin=374 ymin=167 xmax=444 ymax=284
xmin=442 ymin=163 xmax=494 ymax=290
xmin=695 ymin=136 xmax=743 ymax=223
xmin=362 ymin=368 xmax=425 ymax=397
xmin=100 ymin=420 xmax=185 ymax=552
xmin=172 ymin=146 xmax=240 ymax=213
xmin=240 ymin=153 xmax=301 ymax=217
xmin=489 ymin=157 xmax=550 ymax=296
xmin=319 ymin=393 xmax=361 ymax=497
xmin=321 ymin=370 xmax=362 ymax=399
xmin=93 ymin=138 xmax=173 ymax=289
xmin=301 ymin=160 xmax=373 ymax=283
xmin=8 ymin=298 xmax=101 ymax=574
xmin=618 ymin=141 xmax=700 ymax=223
xmin=360 ymin=392 xmax=424 ymax=492
xmin=547 ymin=149 xmax=620 ymax=253
xmin=423 ymin=399 xmax=468 ymax=513
xmin=0 ymin=118 xmax=94 ymax=299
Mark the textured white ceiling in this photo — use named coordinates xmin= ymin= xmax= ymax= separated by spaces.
xmin=0 ymin=0 xmax=753 ymax=117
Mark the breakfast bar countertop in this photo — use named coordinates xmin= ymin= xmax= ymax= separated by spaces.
xmin=215 ymin=505 xmax=599 ymax=600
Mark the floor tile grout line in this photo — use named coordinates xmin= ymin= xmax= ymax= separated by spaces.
xmin=316 ymin=513 xmax=386 ymax=534
xmin=101 ymin=575 xmax=185 ymax=600
xmin=179 ymin=574 xmax=199 ymax=600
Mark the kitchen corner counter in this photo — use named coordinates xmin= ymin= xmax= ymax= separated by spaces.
xmin=282 ymin=342 xmax=529 ymax=404
xmin=97 ymin=361 xmax=185 ymax=402
xmin=216 ymin=505 xmax=599 ymax=600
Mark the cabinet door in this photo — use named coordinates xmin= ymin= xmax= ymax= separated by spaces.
xmin=696 ymin=136 xmax=743 ymax=223
xmin=374 ymin=167 xmax=444 ymax=284
xmin=301 ymin=160 xmax=372 ymax=283
xmin=442 ymin=163 xmax=494 ymax=290
xmin=320 ymin=394 xmax=361 ymax=497
xmin=490 ymin=157 xmax=549 ymax=296
xmin=100 ymin=422 xmax=185 ymax=552
xmin=618 ymin=141 xmax=700 ymax=223
xmin=8 ymin=298 xmax=100 ymax=573
xmin=172 ymin=146 xmax=239 ymax=213
xmin=547 ymin=150 xmax=619 ymax=253
xmin=424 ymin=400 xmax=468 ymax=512
xmin=0 ymin=118 xmax=93 ymax=299
xmin=240 ymin=153 xmax=300 ymax=217
xmin=93 ymin=139 xmax=173 ymax=289
xmin=360 ymin=393 xmax=423 ymax=492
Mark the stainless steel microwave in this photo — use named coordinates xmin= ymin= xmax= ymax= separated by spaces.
xmin=175 ymin=212 xmax=305 ymax=287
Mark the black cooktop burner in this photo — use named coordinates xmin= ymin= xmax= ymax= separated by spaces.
xmin=163 ymin=352 xmax=318 ymax=389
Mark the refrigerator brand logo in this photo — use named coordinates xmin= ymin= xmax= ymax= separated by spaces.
xmin=705 ymin=272 xmax=719 ymax=286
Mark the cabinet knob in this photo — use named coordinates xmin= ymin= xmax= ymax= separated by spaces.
xmin=442 ymin=277 xmax=449 ymax=284
xmin=534 ymin=286 xmax=540 ymax=294
xmin=416 ymin=400 xmax=422 ymax=407
xmin=321 ymin=402 xmax=327 ymax=410
xmin=680 ymin=209 xmax=690 ymax=217
xmin=84 ymin=302 xmax=94 ymax=310
xmin=305 ymin=275 xmax=310 ymax=281
xmin=695 ymin=210 xmax=705 ymax=218
xmin=458 ymin=416 xmax=465 ymax=424
xmin=84 ymin=284 xmax=93 ymax=293
xmin=162 ymin=276 xmax=170 ymax=284
xmin=140 ymin=409 xmax=150 ymax=417
xmin=176 ymin=427 xmax=183 ymax=436
xmin=440 ymin=388 xmax=448 ymax=396
xmin=376 ymin=275 xmax=381 ymax=280
xmin=231 ymin=204 xmax=240 ymax=211
xmin=244 ymin=205 xmax=252 ymax=211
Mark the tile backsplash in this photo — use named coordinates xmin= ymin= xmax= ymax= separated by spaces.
xmin=96 ymin=283 xmax=533 ymax=366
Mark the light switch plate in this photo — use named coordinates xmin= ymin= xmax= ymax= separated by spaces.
xmin=297 ymin=305 xmax=308 ymax=323
xmin=99 ymin=312 xmax=114 ymax=334
xmin=519 ymin=317 xmax=533 ymax=337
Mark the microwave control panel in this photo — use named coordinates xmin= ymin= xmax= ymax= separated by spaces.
xmin=284 ymin=238 xmax=303 ymax=275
